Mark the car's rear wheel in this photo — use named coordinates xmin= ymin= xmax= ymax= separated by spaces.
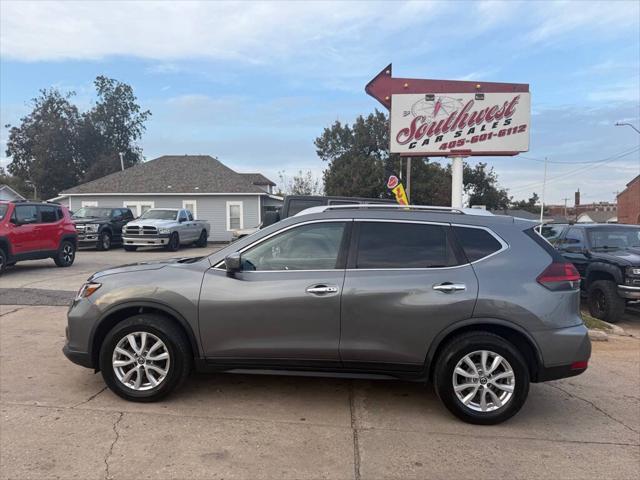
xmin=166 ymin=232 xmax=180 ymax=252
xmin=123 ymin=245 xmax=137 ymax=252
xmin=195 ymin=230 xmax=208 ymax=248
xmin=588 ymin=280 xmax=625 ymax=323
xmin=97 ymin=231 xmax=112 ymax=251
xmin=99 ymin=314 xmax=192 ymax=402
xmin=53 ymin=240 xmax=76 ymax=267
xmin=434 ymin=331 xmax=530 ymax=425
xmin=0 ymin=248 xmax=6 ymax=275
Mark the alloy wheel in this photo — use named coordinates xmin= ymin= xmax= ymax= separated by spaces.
xmin=62 ymin=244 xmax=74 ymax=264
xmin=112 ymin=331 xmax=171 ymax=391
xmin=102 ymin=234 xmax=111 ymax=250
xmin=452 ymin=350 xmax=515 ymax=413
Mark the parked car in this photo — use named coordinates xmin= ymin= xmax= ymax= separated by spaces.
xmin=536 ymin=222 xmax=569 ymax=246
xmin=64 ymin=204 xmax=590 ymax=425
xmin=72 ymin=207 xmax=134 ymax=250
xmin=0 ymin=200 xmax=77 ymax=274
xmin=122 ymin=208 xmax=210 ymax=252
xmin=553 ymin=223 xmax=640 ymax=322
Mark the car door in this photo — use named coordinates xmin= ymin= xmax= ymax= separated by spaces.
xmin=558 ymin=227 xmax=589 ymax=279
xmin=198 ymin=220 xmax=350 ymax=363
xmin=185 ymin=210 xmax=198 ymax=241
xmin=9 ymin=205 xmax=40 ymax=254
xmin=35 ymin=205 xmax=61 ymax=251
xmin=339 ymin=220 xmax=479 ymax=368
xmin=111 ymin=209 xmax=128 ymax=243
xmin=176 ymin=210 xmax=190 ymax=242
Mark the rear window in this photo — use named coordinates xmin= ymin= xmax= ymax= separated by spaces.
xmin=286 ymin=199 xmax=323 ymax=216
xmin=356 ymin=222 xmax=457 ymax=268
xmin=453 ymin=226 xmax=503 ymax=262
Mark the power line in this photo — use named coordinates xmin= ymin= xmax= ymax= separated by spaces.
xmin=518 ymin=145 xmax=640 ymax=164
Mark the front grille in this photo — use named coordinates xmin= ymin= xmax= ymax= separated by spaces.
xmin=124 ymin=225 xmax=159 ymax=236
xmin=75 ymin=224 xmax=85 ymax=233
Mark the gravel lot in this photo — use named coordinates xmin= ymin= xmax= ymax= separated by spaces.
xmin=1 ymin=247 xmax=639 ymax=479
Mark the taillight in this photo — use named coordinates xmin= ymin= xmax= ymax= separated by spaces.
xmin=537 ymin=262 xmax=581 ymax=291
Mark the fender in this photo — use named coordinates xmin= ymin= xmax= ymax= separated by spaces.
xmin=89 ymin=299 xmax=202 ymax=364
xmin=59 ymin=233 xmax=78 ymax=248
xmin=423 ymin=316 xmax=544 ymax=378
xmin=585 ymin=262 xmax=623 ymax=286
xmin=0 ymin=236 xmax=12 ymax=257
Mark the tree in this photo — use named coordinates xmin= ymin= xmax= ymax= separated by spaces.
xmin=80 ymin=76 xmax=151 ymax=181
xmin=0 ymin=167 xmax=31 ymax=199
xmin=510 ymin=192 xmax=540 ymax=213
xmin=315 ymin=110 xmax=389 ymax=198
xmin=279 ymin=170 xmax=323 ymax=196
xmin=463 ymin=162 xmax=510 ymax=210
xmin=5 ymin=89 xmax=81 ymax=200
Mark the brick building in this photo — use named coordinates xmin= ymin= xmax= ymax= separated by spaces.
xmin=617 ymin=175 xmax=640 ymax=225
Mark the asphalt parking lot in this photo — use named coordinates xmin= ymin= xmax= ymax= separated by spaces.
xmin=1 ymin=248 xmax=639 ymax=479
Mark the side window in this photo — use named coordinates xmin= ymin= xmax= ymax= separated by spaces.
xmin=187 ymin=211 xmax=194 ymax=221
xmin=123 ymin=209 xmax=134 ymax=220
xmin=38 ymin=205 xmax=58 ymax=223
xmin=356 ymin=222 xmax=457 ymax=269
xmin=564 ymin=228 xmax=585 ymax=247
xmin=56 ymin=207 xmax=64 ymax=220
xmin=15 ymin=205 xmax=38 ymax=224
xmin=241 ymin=222 xmax=346 ymax=271
xmin=178 ymin=210 xmax=188 ymax=222
xmin=453 ymin=226 xmax=503 ymax=263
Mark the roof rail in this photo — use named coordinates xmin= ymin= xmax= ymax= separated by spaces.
xmin=295 ymin=204 xmax=496 ymax=217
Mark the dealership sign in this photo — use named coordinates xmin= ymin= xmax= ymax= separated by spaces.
xmin=390 ymin=92 xmax=530 ymax=156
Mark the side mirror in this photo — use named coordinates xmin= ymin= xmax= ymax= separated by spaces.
xmin=224 ymin=252 xmax=242 ymax=274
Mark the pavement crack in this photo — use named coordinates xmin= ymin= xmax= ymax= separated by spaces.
xmin=546 ymin=383 xmax=640 ymax=435
xmin=71 ymin=386 xmax=108 ymax=408
xmin=104 ymin=411 xmax=124 ymax=480
xmin=0 ymin=306 xmax=23 ymax=317
xmin=349 ymin=381 xmax=361 ymax=480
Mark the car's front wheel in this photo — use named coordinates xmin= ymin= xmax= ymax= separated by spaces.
xmin=434 ymin=331 xmax=530 ymax=425
xmin=0 ymin=248 xmax=6 ymax=275
xmin=166 ymin=232 xmax=180 ymax=252
xmin=99 ymin=314 xmax=192 ymax=402
xmin=53 ymin=240 xmax=76 ymax=267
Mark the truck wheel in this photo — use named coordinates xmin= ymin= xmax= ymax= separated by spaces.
xmin=97 ymin=231 xmax=112 ymax=251
xmin=0 ymin=248 xmax=6 ymax=275
xmin=123 ymin=245 xmax=138 ymax=252
xmin=99 ymin=314 xmax=192 ymax=402
xmin=166 ymin=232 xmax=180 ymax=252
xmin=588 ymin=280 xmax=625 ymax=323
xmin=53 ymin=240 xmax=76 ymax=267
xmin=434 ymin=331 xmax=530 ymax=425
xmin=195 ymin=230 xmax=208 ymax=247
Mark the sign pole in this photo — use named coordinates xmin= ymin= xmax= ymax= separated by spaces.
xmin=451 ymin=156 xmax=464 ymax=208
xmin=406 ymin=157 xmax=412 ymax=204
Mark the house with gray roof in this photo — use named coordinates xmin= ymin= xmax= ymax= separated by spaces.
xmin=51 ymin=155 xmax=282 ymax=242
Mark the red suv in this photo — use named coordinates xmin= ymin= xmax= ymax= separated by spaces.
xmin=0 ymin=201 xmax=78 ymax=274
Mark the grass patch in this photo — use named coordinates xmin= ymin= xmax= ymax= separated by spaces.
xmin=581 ymin=311 xmax=613 ymax=331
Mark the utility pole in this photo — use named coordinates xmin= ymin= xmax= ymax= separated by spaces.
xmin=406 ymin=157 xmax=412 ymax=204
xmin=562 ymin=197 xmax=569 ymax=218
xmin=540 ymin=157 xmax=548 ymax=225
xmin=119 ymin=152 xmax=125 ymax=171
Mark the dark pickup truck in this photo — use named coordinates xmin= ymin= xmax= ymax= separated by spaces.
xmin=553 ymin=223 xmax=640 ymax=322
xmin=72 ymin=207 xmax=134 ymax=250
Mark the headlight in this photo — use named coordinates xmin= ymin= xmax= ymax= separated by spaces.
xmin=85 ymin=224 xmax=98 ymax=232
xmin=158 ymin=228 xmax=171 ymax=234
xmin=76 ymin=282 xmax=101 ymax=300
xmin=626 ymin=267 xmax=640 ymax=277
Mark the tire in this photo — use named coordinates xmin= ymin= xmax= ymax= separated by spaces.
xmin=97 ymin=231 xmax=112 ymax=251
xmin=434 ymin=331 xmax=530 ymax=425
xmin=123 ymin=245 xmax=138 ymax=252
xmin=0 ymin=248 xmax=6 ymax=275
xmin=53 ymin=240 xmax=76 ymax=267
xmin=99 ymin=314 xmax=192 ymax=402
xmin=588 ymin=280 xmax=625 ymax=323
xmin=166 ymin=232 xmax=180 ymax=252
xmin=195 ymin=230 xmax=208 ymax=248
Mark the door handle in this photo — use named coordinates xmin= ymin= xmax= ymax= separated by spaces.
xmin=433 ymin=283 xmax=466 ymax=293
xmin=306 ymin=285 xmax=339 ymax=295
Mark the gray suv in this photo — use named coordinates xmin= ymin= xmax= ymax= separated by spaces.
xmin=64 ymin=205 xmax=590 ymax=424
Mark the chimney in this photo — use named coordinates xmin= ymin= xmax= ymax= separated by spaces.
xmin=574 ymin=189 xmax=580 ymax=208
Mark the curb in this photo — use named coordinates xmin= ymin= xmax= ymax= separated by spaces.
xmin=588 ymin=330 xmax=608 ymax=342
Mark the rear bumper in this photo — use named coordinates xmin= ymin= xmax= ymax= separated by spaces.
xmin=531 ymin=323 xmax=591 ymax=382
xmin=618 ymin=285 xmax=640 ymax=300
xmin=123 ymin=235 xmax=170 ymax=247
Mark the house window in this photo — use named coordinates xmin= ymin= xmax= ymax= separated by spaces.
xmin=123 ymin=201 xmax=155 ymax=217
xmin=81 ymin=201 xmax=98 ymax=207
xmin=182 ymin=200 xmax=197 ymax=219
xmin=226 ymin=201 xmax=243 ymax=231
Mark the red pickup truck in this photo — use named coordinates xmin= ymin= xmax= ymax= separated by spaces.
xmin=0 ymin=200 xmax=78 ymax=274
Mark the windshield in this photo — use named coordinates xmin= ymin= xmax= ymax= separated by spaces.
xmin=0 ymin=204 xmax=7 ymax=221
xmin=72 ymin=207 xmax=113 ymax=219
xmin=588 ymin=227 xmax=640 ymax=250
xmin=139 ymin=209 xmax=177 ymax=220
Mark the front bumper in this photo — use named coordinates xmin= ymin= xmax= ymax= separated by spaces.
xmin=63 ymin=343 xmax=93 ymax=368
xmin=618 ymin=285 xmax=640 ymax=300
xmin=530 ymin=323 xmax=591 ymax=382
xmin=77 ymin=234 xmax=99 ymax=244
xmin=123 ymin=235 xmax=170 ymax=247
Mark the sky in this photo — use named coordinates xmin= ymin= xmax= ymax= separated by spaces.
xmin=1 ymin=0 xmax=639 ymax=205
